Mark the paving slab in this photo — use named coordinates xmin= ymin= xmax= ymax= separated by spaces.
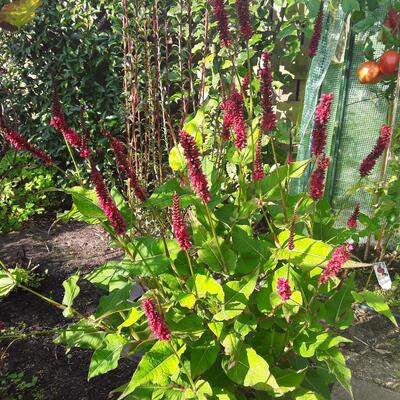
xmin=332 ymin=378 xmax=399 ymax=400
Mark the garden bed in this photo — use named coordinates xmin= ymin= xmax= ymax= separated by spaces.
xmin=0 ymin=216 xmax=399 ymax=399
xmin=0 ymin=216 xmax=134 ymax=399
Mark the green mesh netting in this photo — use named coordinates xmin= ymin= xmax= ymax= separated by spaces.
xmin=296 ymin=4 xmax=397 ymax=226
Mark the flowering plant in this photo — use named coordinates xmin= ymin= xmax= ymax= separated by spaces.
xmin=1 ymin=1 xmax=398 ymax=400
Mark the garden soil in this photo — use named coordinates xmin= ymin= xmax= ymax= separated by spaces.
xmin=0 ymin=216 xmax=399 ymax=399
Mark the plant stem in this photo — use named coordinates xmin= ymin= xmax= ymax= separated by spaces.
xmin=64 ymin=137 xmax=82 ymax=185
xmin=270 ymin=137 xmax=288 ymax=223
xmin=204 ymin=203 xmax=227 ymax=274
xmin=169 ymin=341 xmax=199 ymax=399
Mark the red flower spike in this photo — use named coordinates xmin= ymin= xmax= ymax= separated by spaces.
xmin=260 ymin=52 xmax=276 ymax=133
xmin=277 ymin=278 xmax=292 ymax=301
xmin=61 ymin=127 xmax=81 ymax=148
xmin=309 ymin=155 xmax=330 ymax=201
xmin=220 ymin=88 xmax=247 ymax=149
xmin=79 ymin=107 xmax=91 ymax=158
xmin=106 ymin=133 xmax=146 ymax=202
xmin=172 ymin=192 xmax=192 ymax=251
xmin=50 ymin=85 xmax=67 ymax=132
xmin=179 ymin=130 xmax=211 ymax=203
xmin=90 ymin=164 xmax=127 ymax=235
xmin=220 ymin=98 xmax=234 ymax=142
xmin=213 ymin=0 xmax=231 ymax=47
xmin=252 ymin=133 xmax=264 ymax=181
xmin=359 ymin=125 xmax=391 ymax=178
xmin=311 ymin=93 xmax=334 ymax=157
xmin=347 ymin=202 xmax=360 ymax=229
xmin=242 ymin=74 xmax=250 ymax=94
xmin=309 ymin=1 xmax=324 ymax=58
xmin=236 ymin=0 xmax=252 ymax=40
xmin=142 ymin=298 xmax=171 ymax=341
xmin=319 ymin=244 xmax=353 ymax=284
xmin=2 ymin=129 xmax=53 ymax=166
xmin=288 ymin=208 xmax=297 ymax=250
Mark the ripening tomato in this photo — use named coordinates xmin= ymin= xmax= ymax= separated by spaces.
xmin=357 ymin=61 xmax=382 ymax=84
xmin=379 ymin=50 xmax=399 ymax=75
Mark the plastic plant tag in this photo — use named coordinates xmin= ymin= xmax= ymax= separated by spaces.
xmin=373 ymin=262 xmax=392 ymax=290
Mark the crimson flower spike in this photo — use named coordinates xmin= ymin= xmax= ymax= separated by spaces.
xmin=311 ymin=92 xmax=334 ymax=157
xmin=172 ymin=192 xmax=192 ymax=251
xmin=252 ymin=133 xmax=264 ymax=181
xmin=90 ymin=163 xmax=127 ymax=235
xmin=2 ymin=129 xmax=53 ymax=166
xmin=359 ymin=125 xmax=391 ymax=178
xmin=213 ymin=0 xmax=231 ymax=47
xmin=79 ymin=106 xmax=91 ymax=158
xmin=260 ymin=52 xmax=276 ymax=133
xmin=319 ymin=244 xmax=353 ymax=284
xmin=142 ymin=298 xmax=171 ymax=341
xmin=288 ymin=207 xmax=297 ymax=250
xmin=277 ymin=278 xmax=292 ymax=301
xmin=347 ymin=202 xmax=360 ymax=229
xmin=236 ymin=0 xmax=252 ymax=40
xmin=309 ymin=0 xmax=324 ymax=58
xmin=50 ymin=85 xmax=81 ymax=148
xmin=105 ymin=132 xmax=147 ymax=202
xmin=309 ymin=155 xmax=330 ymax=201
xmin=179 ymin=130 xmax=211 ymax=203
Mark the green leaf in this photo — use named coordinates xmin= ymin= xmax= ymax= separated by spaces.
xmin=119 ymin=341 xmax=186 ymax=399
xmin=88 ymin=333 xmax=126 ymax=379
xmin=0 ymin=270 xmax=16 ymax=298
xmin=0 ymin=0 xmax=42 ymax=31
xmin=65 ymin=186 xmax=106 ymax=221
xmin=260 ymin=160 xmax=310 ymax=200
xmin=182 ymin=109 xmax=205 ymax=147
xmin=169 ymin=145 xmax=187 ymax=172
xmin=146 ymin=178 xmax=194 ymax=209
xmin=342 ymin=0 xmax=360 ymax=13
xmin=277 ymin=24 xmax=297 ymax=39
xmin=95 ymin=284 xmax=132 ymax=318
xmin=275 ymin=231 xmax=333 ymax=271
xmin=318 ymin=282 xmax=355 ymax=330
xmin=214 ymin=272 xmax=258 ymax=321
xmin=198 ymin=238 xmax=237 ymax=274
xmin=177 ymin=293 xmax=196 ymax=309
xmin=55 ymin=320 xmax=106 ymax=350
xmin=62 ymin=272 xmax=80 ymax=318
xmin=191 ymin=334 xmax=220 ymax=377
xmin=222 ymin=342 xmax=279 ymax=392
xmin=316 ymin=348 xmax=353 ymax=398
xmin=117 ymin=307 xmax=143 ymax=332
xmin=127 ymin=237 xmax=181 ymax=277
xmin=352 ymin=290 xmax=398 ymax=327
xmin=194 ymin=274 xmax=224 ymax=302
xmin=232 ymin=226 xmax=271 ymax=274
xmin=296 ymin=333 xmax=351 ymax=358
xmin=271 ymin=367 xmax=306 ymax=395
xmin=85 ymin=260 xmax=129 ymax=291
xmin=233 ymin=313 xmax=257 ymax=337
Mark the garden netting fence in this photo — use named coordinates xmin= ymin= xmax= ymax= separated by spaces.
xmin=295 ymin=2 xmax=399 ymax=227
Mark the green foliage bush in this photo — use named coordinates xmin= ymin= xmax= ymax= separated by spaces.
xmin=0 ymin=151 xmax=56 ymax=233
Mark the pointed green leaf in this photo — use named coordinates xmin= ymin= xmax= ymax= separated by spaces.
xmin=316 ymin=348 xmax=352 ymax=398
xmin=222 ymin=342 xmax=279 ymax=392
xmin=62 ymin=272 xmax=80 ymax=318
xmin=214 ymin=272 xmax=258 ymax=321
xmin=119 ymin=341 xmax=186 ymax=399
xmin=88 ymin=333 xmax=126 ymax=379
xmin=352 ymin=290 xmax=398 ymax=327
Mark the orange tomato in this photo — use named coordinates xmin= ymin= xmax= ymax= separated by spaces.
xmin=357 ymin=61 xmax=382 ymax=84
xmin=379 ymin=50 xmax=399 ymax=75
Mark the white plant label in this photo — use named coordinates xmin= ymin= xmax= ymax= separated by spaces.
xmin=373 ymin=262 xmax=392 ymax=290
